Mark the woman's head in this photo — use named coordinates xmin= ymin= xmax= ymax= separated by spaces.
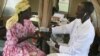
xmin=76 ymin=1 xmax=94 ymax=18
xmin=6 ymin=0 xmax=31 ymax=29
xmin=16 ymin=0 xmax=31 ymax=20
xmin=18 ymin=7 xmax=32 ymax=20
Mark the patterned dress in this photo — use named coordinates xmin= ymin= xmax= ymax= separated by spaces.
xmin=3 ymin=19 xmax=46 ymax=56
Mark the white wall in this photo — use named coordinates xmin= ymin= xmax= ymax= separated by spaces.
xmin=3 ymin=0 xmax=21 ymax=16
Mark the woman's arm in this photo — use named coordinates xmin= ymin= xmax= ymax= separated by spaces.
xmin=17 ymin=20 xmax=38 ymax=43
xmin=18 ymin=31 xmax=39 ymax=43
xmin=18 ymin=36 xmax=31 ymax=43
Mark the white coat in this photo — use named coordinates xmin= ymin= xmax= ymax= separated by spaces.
xmin=50 ymin=19 xmax=95 ymax=56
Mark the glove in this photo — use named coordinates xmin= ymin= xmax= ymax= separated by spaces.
xmin=47 ymin=38 xmax=56 ymax=47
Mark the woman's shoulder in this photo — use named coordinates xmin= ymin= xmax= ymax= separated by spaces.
xmin=6 ymin=20 xmax=17 ymax=30
xmin=6 ymin=23 xmax=17 ymax=30
xmin=24 ymin=19 xmax=32 ymax=24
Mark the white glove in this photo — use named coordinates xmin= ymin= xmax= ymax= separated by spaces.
xmin=47 ymin=38 xmax=56 ymax=47
xmin=39 ymin=27 xmax=49 ymax=32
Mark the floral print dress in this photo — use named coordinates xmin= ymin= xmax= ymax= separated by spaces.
xmin=3 ymin=19 xmax=46 ymax=56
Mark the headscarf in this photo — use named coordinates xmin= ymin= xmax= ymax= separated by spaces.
xmin=6 ymin=14 xmax=18 ymax=29
xmin=15 ymin=0 xmax=30 ymax=13
xmin=6 ymin=0 xmax=30 ymax=29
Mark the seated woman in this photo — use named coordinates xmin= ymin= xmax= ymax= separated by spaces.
xmin=3 ymin=0 xmax=46 ymax=56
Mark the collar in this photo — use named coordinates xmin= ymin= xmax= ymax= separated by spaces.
xmin=82 ymin=19 xmax=91 ymax=25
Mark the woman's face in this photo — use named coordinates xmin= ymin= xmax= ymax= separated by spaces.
xmin=19 ymin=7 xmax=32 ymax=19
xmin=76 ymin=3 xmax=85 ymax=18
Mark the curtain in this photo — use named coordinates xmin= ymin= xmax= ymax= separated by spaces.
xmin=0 ymin=0 xmax=6 ymax=19
xmin=91 ymin=0 xmax=100 ymax=36
xmin=38 ymin=0 xmax=44 ymax=27
xmin=38 ymin=0 xmax=53 ymax=27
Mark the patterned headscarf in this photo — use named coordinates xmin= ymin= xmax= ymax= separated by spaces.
xmin=6 ymin=0 xmax=30 ymax=29
xmin=15 ymin=0 xmax=30 ymax=13
xmin=6 ymin=14 xmax=18 ymax=29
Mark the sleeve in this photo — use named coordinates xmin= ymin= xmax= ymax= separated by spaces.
xmin=6 ymin=28 xmax=18 ymax=45
xmin=52 ymin=20 xmax=75 ymax=34
xmin=28 ymin=20 xmax=37 ymax=34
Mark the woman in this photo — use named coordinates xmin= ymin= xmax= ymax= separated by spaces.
xmin=3 ymin=0 xmax=46 ymax=56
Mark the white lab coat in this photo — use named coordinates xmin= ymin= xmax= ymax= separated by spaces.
xmin=50 ymin=19 xmax=95 ymax=56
